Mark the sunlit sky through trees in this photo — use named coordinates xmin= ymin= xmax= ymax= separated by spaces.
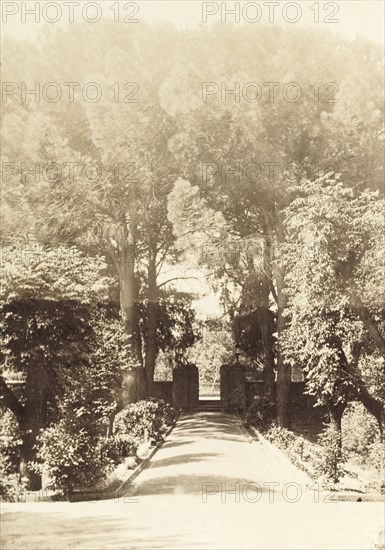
xmin=3 ymin=0 xmax=384 ymax=44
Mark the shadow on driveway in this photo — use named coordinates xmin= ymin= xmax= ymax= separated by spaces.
xmin=134 ymin=474 xmax=270 ymax=497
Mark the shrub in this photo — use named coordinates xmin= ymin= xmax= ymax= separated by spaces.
xmin=244 ymin=397 xmax=275 ymax=430
xmin=265 ymin=424 xmax=296 ymax=448
xmin=342 ymin=403 xmax=383 ymax=469
xmin=114 ymin=399 xmax=177 ymax=443
xmin=35 ymin=418 xmax=107 ymax=495
xmin=155 ymin=399 xmax=179 ymax=427
xmin=33 ymin=398 xmax=177 ymax=496
xmin=263 ymin=423 xmax=320 ymax=479
xmin=367 ymin=440 xmax=385 ymax=474
xmin=315 ymin=424 xmax=347 ymax=485
xmin=0 ymin=409 xmax=26 ymax=501
xmin=97 ymin=434 xmax=138 ymax=464
xmin=0 ymin=409 xmax=22 ymax=477
xmin=0 ymin=474 xmax=28 ymax=502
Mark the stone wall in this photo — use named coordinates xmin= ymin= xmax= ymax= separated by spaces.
xmin=220 ymin=364 xmax=246 ymax=409
xmin=152 ymin=365 xmax=324 ymax=424
xmin=172 ymin=364 xmax=199 ymax=409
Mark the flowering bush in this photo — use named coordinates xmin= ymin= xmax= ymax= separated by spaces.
xmin=114 ymin=399 xmax=178 ymax=442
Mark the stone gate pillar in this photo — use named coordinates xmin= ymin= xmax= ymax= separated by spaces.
xmin=172 ymin=364 xmax=199 ymax=410
xmin=220 ymin=363 xmax=246 ymax=410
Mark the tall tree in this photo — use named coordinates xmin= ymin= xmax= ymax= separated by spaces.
xmin=163 ymin=26 xmax=384 ymax=426
xmin=1 ymin=24 xmax=182 ymax=398
xmin=282 ymin=177 xmax=385 ymax=436
xmin=0 ymin=246 xmax=117 ymax=488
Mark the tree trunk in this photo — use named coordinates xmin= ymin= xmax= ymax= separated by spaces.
xmin=349 ymin=293 xmax=385 ymax=361
xmin=326 ymin=401 xmax=347 ymax=476
xmin=20 ymin=358 xmax=47 ymax=491
xmin=261 ymin=235 xmax=276 ymax=402
xmin=145 ymin=246 xmax=158 ymax=396
xmin=266 ymin=216 xmax=290 ymax=425
xmin=327 ymin=402 xmax=346 ymax=433
xmin=325 ymin=401 xmax=346 ymax=484
xmin=260 ymin=305 xmax=276 ymax=402
xmin=119 ymin=239 xmax=143 ymax=403
xmin=275 ymin=266 xmax=291 ymax=428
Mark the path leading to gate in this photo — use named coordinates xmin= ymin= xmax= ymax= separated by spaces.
xmin=1 ymin=413 xmax=383 ymax=550
xmin=132 ymin=411 xmax=311 ymax=497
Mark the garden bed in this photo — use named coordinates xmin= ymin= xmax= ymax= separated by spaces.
xmin=1 ymin=399 xmax=179 ymax=503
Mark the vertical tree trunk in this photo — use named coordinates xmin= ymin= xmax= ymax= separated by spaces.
xmin=327 ymin=403 xmax=345 ymax=433
xmin=20 ymin=357 xmax=47 ymax=491
xmin=261 ymin=234 xmax=276 ymax=402
xmin=260 ymin=304 xmax=276 ymax=402
xmin=265 ymin=217 xmax=289 ymax=422
xmin=145 ymin=245 xmax=158 ymax=396
xmin=326 ymin=401 xmax=347 ymax=482
xmin=119 ymin=238 xmax=144 ymax=403
xmin=275 ymin=266 xmax=291 ymax=428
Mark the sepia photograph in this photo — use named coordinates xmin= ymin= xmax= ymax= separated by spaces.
xmin=0 ymin=1 xmax=384 ymax=549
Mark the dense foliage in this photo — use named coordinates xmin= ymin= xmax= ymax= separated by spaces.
xmin=114 ymin=399 xmax=178 ymax=443
xmin=31 ymin=398 xmax=177 ymax=496
xmin=1 ymin=21 xmax=384 ymax=492
xmin=246 ymin=403 xmax=383 ymax=488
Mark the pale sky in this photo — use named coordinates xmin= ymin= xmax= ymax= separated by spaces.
xmin=1 ymin=1 xmax=384 ymax=44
